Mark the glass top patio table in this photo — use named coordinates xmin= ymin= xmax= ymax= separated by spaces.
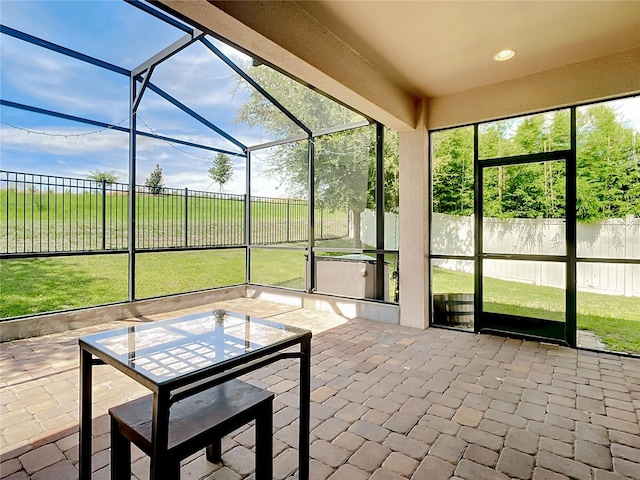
xmin=78 ymin=309 xmax=312 ymax=480
xmin=80 ymin=309 xmax=310 ymax=386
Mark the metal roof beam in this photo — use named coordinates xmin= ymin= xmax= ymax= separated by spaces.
xmin=125 ymin=0 xmax=194 ymax=35
xmin=312 ymin=119 xmax=371 ymax=137
xmin=1 ymin=99 xmax=129 ymax=133
xmin=0 ymin=24 xmax=130 ymax=77
xmin=132 ymin=66 xmax=154 ymax=114
xmin=145 ymin=82 xmax=246 ymax=151
xmin=131 ymin=30 xmax=204 ymax=114
xmin=132 ymin=30 xmax=203 ymax=77
xmin=136 ymin=130 xmax=245 ymax=157
xmin=201 ymin=37 xmax=311 ymax=137
xmin=1 ymin=99 xmax=244 ymax=157
xmin=247 ymin=133 xmax=308 ymax=152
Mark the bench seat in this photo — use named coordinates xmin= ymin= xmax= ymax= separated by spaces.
xmin=109 ymin=379 xmax=273 ymax=479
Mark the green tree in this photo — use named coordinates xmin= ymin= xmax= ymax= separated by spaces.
xmin=235 ymin=64 xmax=398 ymax=246
xmin=365 ymin=128 xmax=399 ymax=214
xmin=547 ymin=110 xmax=570 ymax=151
xmin=437 ymin=106 xmax=638 ymax=221
xmin=500 ymin=163 xmax=554 ymax=218
xmin=513 ymin=114 xmax=546 ymax=155
xmin=145 ymin=163 xmax=164 ymax=195
xmin=478 ymin=121 xmax=516 ymax=218
xmin=479 ymin=121 xmax=516 ymax=159
xmin=479 ymin=112 xmax=569 ymax=219
xmin=577 ymin=105 xmax=640 ymax=220
xmin=542 ymin=110 xmax=570 ymax=217
xmin=87 ymin=170 xmax=118 ymax=184
xmin=208 ymin=153 xmax=234 ymax=192
xmin=432 ymin=126 xmax=474 ymax=216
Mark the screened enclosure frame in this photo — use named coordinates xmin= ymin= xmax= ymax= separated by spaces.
xmin=0 ymin=0 xmax=395 ymax=312
xmin=429 ymin=98 xmax=640 ymax=352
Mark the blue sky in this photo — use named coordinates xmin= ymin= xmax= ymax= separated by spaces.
xmin=0 ymin=0 xmax=307 ymax=196
xmin=1 ymin=1 xmax=639 ymax=197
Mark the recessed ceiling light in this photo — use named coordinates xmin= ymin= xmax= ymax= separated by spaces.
xmin=493 ymin=49 xmax=517 ymax=62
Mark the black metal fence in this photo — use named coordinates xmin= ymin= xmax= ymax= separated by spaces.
xmin=1 ymin=171 xmax=348 ymax=255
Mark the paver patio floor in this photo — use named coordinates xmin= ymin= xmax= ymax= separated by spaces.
xmin=1 ymin=298 xmax=639 ymax=480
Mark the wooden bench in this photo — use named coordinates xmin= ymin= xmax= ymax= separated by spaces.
xmin=109 ymin=379 xmax=274 ymax=480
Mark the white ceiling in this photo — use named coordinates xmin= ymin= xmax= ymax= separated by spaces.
xmin=296 ymin=1 xmax=640 ymax=98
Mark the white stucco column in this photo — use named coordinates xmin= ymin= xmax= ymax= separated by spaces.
xmin=398 ymin=99 xmax=430 ymax=329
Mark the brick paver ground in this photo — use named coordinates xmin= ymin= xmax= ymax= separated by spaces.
xmin=1 ymin=297 xmax=639 ymax=479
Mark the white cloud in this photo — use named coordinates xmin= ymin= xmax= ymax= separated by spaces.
xmin=211 ymin=39 xmax=254 ymax=66
xmin=2 ymin=37 xmax=129 ymax=122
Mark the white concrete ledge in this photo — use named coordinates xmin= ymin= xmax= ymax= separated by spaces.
xmin=0 ymin=286 xmax=245 ymax=342
xmin=0 ymin=285 xmax=400 ymax=341
xmin=246 ymin=285 xmax=400 ymax=324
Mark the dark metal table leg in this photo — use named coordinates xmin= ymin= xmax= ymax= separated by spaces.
xmin=298 ymin=336 xmax=311 ymax=480
xmin=255 ymin=401 xmax=273 ymax=480
xmin=149 ymin=392 xmax=171 ymax=480
xmin=79 ymin=348 xmax=92 ymax=480
xmin=110 ymin=417 xmax=131 ymax=480
xmin=205 ymin=440 xmax=222 ymax=463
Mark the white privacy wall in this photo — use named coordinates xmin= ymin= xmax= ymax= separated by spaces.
xmin=360 ymin=210 xmax=401 ymax=251
xmin=362 ymin=211 xmax=640 ymax=297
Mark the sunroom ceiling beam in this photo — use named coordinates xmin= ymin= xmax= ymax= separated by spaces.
xmin=132 ymin=30 xmax=204 ymax=77
xmin=201 ymin=37 xmax=312 ymax=137
xmin=0 ymin=99 xmax=244 ymax=158
xmin=247 ymin=133 xmax=309 ymax=153
xmin=125 ymin=0 xmax=195 ymax=35
xmin=0 ymin=24 xmax=130 ymax=77
xmin=145 ymin=81 xmax=246 ymax=152
xmin=312 ymin=120 xmax=370 ymax=138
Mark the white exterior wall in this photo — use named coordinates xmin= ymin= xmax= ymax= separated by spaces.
xmin=362 ymin=211 xmax=640 ymax=297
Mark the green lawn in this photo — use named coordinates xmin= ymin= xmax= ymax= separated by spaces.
xmin=1 ymin=255 xmax=129 ymax=317
xmin=0 ymin=250 xmax=248 ymax=317
xmin=0 ymin=239 xmax=399 ymax=319
xmin=433 ymin=266 xmax=640 ymax=353
xmin=250 ymin=248 xmax=307 ymax=290
xmin=3 ymin=251 xmax=633 ymax=353
xmin=0 ymin=248 xmax=327 ymax=317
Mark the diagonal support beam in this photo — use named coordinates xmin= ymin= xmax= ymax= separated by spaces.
xmin=201 ymin=37 xmax=311 ymax=136
xmin=0 ymin=99 xmax=129 ymax=133
xmin=145 ymin=82 xmax=246 ymax=151
xmin=1 ymin=99 xmax=244 ymax=158
xmin=0 ymin=24 xmax=130 ymax=76
xmin=132 ymin=66 xmax=154 ymax=114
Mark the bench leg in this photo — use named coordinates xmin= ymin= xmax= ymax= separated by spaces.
xmin=255 ymin=405 xmax=273 ymax=480
xmin=166 ymin=460 xmax=181 ymax=479
xmin=110 ymin=418 xmax=131 ymax=480
xmin=205 ymin=438 xmax=222 ymax=463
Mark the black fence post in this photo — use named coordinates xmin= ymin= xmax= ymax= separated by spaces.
xmin=184 ymin=187 xmax=189 ymax=247
xmin=101 ymin=179 xmax=107 ymax=250
xmin=286 ymin=199 xmax=291 ymax=243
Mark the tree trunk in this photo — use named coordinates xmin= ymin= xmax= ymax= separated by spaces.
xmin=352 ymin=208 xmax=362 ymax=248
